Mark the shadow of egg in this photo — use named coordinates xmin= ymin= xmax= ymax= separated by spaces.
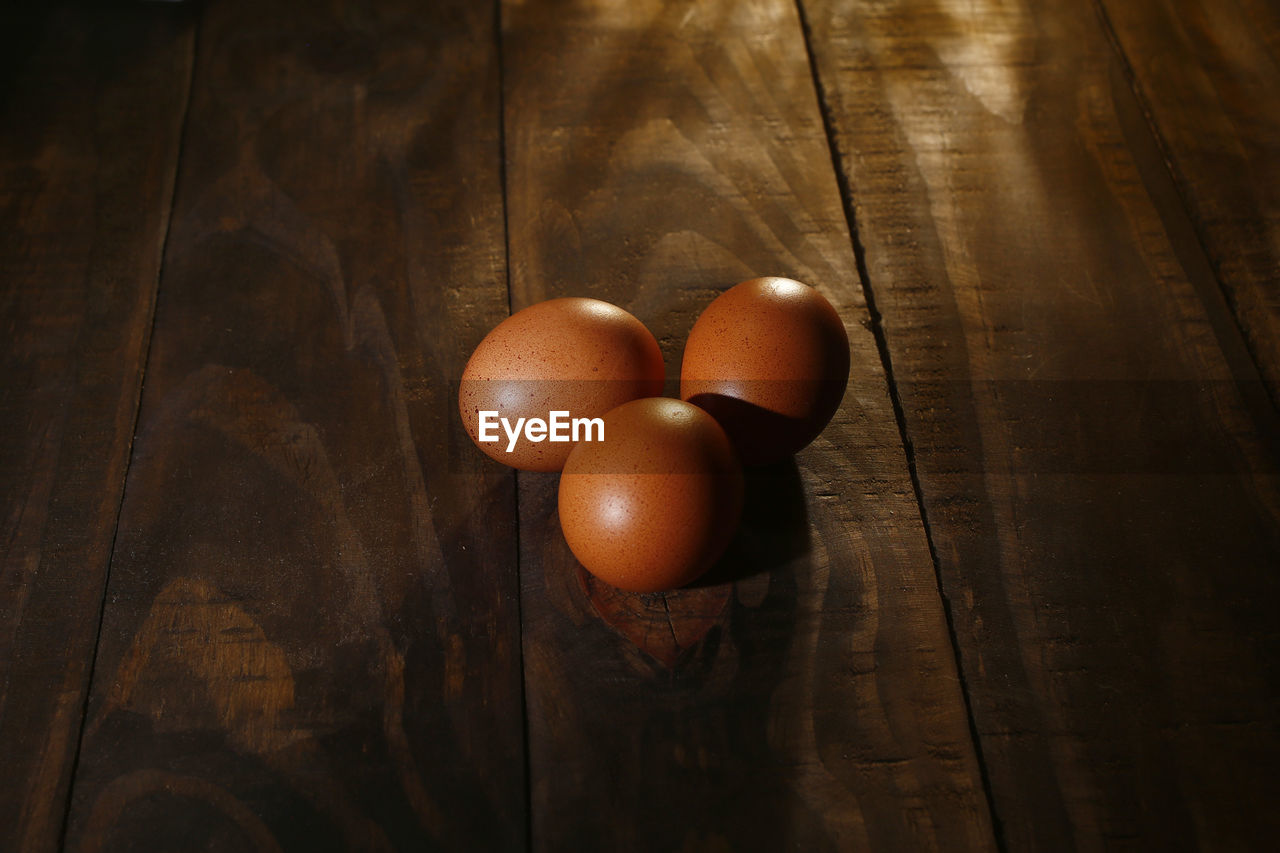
xmin=691 ymin=456 xmax=810 ymax=588
xmin=686 ymin=388 xmax=843 ymax=466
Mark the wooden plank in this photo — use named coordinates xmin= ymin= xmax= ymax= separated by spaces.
xmin=60 ymin=1 xmax=524 ymax=849
xmin=0 ymin=5 xmax=193 ymax=850
xmin=1098 ymin=0 xmax=1280 ymax=402
xmin=800 ymin=0 xmax=1280 ymax=848
xmin=502 ymin=1 xmax=996 ymax=849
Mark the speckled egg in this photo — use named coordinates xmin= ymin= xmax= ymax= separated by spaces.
xmin=460 ymin=298 xmax=665 ymax=471
xmin=558 ymin=398 xmax=743 ymax=592
xmin=680 ymin=277 xmax=850 ymax=465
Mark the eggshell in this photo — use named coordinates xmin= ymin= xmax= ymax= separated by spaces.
xmin=558 ymin=398 xmax=743 ymax=593
xmin=680 ymin=277 xmax=850 ymax=465
xmin=460 ymin=298 xmax=665 ymax=471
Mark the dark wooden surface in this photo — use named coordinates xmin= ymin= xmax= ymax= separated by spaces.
xmin=802 ymin=1 xmax=1280 ymax=849
xmin=56 ymin=1 xmax=525 ymax=850
xmin=1098 ymin=0 xmax=1280 ymax=403
xmin=0 ymin=5 xmax=192 ymax=850
xmin=1 ymin=0 xmax=1277 ymax=850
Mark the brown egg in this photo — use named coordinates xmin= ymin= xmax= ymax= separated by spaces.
xmin=460 ymin=298 xmax=665 ymax=471
xmin=680 ymin=277 xmax=850 ymax=465
xmin=558 ymin=398 xmax=743 ymax=592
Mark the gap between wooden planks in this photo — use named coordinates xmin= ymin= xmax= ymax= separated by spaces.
xmin=1095 ymin=0 xmax=1280 ymax=406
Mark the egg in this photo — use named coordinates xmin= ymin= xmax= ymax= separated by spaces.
xmin=460 ymin=298 xmax=665 ymax=471
xmin=558 ymin=398 xmax=743 ymax=592
xmin=680 ymin=277 xmax=850 ymax=465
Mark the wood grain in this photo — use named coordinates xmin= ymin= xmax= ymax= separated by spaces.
xmin=0 ymin=5 xmax=192 ymax=849
xmin=60 ymin=0 xmax=524 ymax=849
xmin=502 ymin=0 xmax=995 ymax=849
xmin=801 ymin=0 xmax=1280 ymax=848
xmin=1098 ymin=0 xmax=1280 ymax=402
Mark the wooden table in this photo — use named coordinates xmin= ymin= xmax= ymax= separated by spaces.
xmin=3 ymin=1 xmax=1278 ymax=850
